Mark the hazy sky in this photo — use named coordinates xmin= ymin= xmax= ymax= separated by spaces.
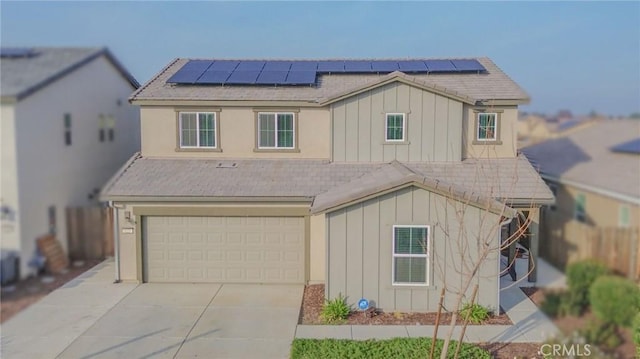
xmin=2 ymin=1 xmax=639 ymax=116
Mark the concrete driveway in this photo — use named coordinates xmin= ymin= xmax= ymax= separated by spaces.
xmin=1 ymin=260 xmax=304 ymax=359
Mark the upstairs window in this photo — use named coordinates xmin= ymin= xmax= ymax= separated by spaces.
xmin=575 ymin=193 xmax=586 ymax=223
xmin=619 ymin=205 xmax=630 ymax=227
xmin=99 ymin=115 xmax=106 ymax=142
xmin=385 ymin=113 xmax=405 ymax=142
xmin=258 ymin=112 xmax=295 ymax=149
xmin=392 ymin=225 xmax=429 ymax=285
xmin=64 ymin=113 xmax=72 ymax=146
xmin=179 ymin=112 xmax=216 ymax=148
xmin=477 ymin=113 xmax=497 ymax=141
xmin=107 ymin=115 xmax=115 ymax=142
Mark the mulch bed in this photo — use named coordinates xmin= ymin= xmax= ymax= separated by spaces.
xmin=0 ymin=259 xmax=102 ymax=323
xmin=299 ymin=284 xmax=512 ymax=325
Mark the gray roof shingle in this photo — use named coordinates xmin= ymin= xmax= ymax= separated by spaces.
xmin=1 ymin=47 xmax=139 ymax=101
xmin=522 ymin=120 xmax=640 ymax=201
xmin=130 ymin=57 xmax=529 ymax=103
xmin=102 ymin=154 xmax=553 ymax=209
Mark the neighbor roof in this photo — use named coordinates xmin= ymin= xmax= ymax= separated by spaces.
xmin=130 ymin=57 xmax=529 ymax=104
xmin=522 ymin=120 xmax=640 ymax=202
xmin=101 ymin=154 xmax=553 ymax=208
xmin=1 ymin=47 xmax=139 ymax=102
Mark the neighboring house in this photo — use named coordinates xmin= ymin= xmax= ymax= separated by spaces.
xmin=522 ymin=119 xmax=640 ymax=231
xmin=0 ymin=47 xmax=140 ymax=279
xmin=101 ymin=58 xmax=553 ymax=312
xmin=517 ymin=114 xmax=600 ymax=147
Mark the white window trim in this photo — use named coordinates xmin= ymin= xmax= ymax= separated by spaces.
xmin=257 ymin=112 xmax=296 ymax=149
xmin=179 ymin=112 xmax=217 ymax=149
xmin=476 ymin=112 xmax=498 ymax=141
xmin=392 ymin=224 xmax=430 ymax=286
xmin=575 ymin=192 xmax=586 ymax=222
xmin=619 ymin=204 xmax=630 ymax=227
xmin=385 ymin=113 xmax=406 ymax=142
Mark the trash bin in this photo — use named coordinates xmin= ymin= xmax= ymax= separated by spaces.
xmin=0 ymin=250 xmax=20 ymax=286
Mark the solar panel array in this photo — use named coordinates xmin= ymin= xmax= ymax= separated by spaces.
xmin=610 ymin=138 xmax=640 ymax=154
xmin=167 ymin=59 xmax=486 ymax=86
xmin=0 ymin=48 xmax=37 ymax=58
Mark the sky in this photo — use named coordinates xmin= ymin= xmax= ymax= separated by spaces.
xmin=1 ymin=1 xmax=639 ymax=116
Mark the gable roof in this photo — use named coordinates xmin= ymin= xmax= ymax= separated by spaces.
xmin=130 ymin=57 xmax=529 ymax=105
xmin=522 ymin=120 xmax=640 ymax=203
xmin=101 ymin=154 xmax=553 ymax=209
xmin=1 ymin=47 xmax=139 ymax=102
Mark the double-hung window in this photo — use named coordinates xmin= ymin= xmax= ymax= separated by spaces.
xmin=392 ymin=225 xmax=429 ymax=285
xmin=385 ymin=113 xmax=405 ymax=142
xmin=179 ymin=112 xmax=216 ymax=148
xmin=477 ymin=113 xmax=497 ymax=141
xmin=575 ymin=193 xmax=586 ymax=223
xmin=258 ymin=112 xmax=295 ymax=149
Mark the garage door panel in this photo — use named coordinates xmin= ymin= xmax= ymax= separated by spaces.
xmin=144 ymin=216 xmax=305 ymax=283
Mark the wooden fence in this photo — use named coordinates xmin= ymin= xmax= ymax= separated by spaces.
xmin=66 ymin=207 xmax=114 ymax=261
xmin=540 ymin=220 xmax=640 ymax=281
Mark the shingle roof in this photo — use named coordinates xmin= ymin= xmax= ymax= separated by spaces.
xmin=101 ymin=154 xmax=553 ymax=209
xmin=0 ymin=47 xmax=139 ymax=101
xmin=130 ymin=57 xmax=529 ymax=104
xmin=522 ymin=120 xmax=640 ymax=201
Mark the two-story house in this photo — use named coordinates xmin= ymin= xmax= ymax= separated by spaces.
xmin=101 ymin=58 xmax=553 ymax=312
xmin=1 ymin=47 xmax=140 ymax=279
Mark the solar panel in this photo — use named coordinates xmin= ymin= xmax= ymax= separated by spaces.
xmin=611 ymin=138 xmax=640 ymax=154
xmin=344 ymin=61 xmax=372 ymax=72
xmin=263 ymin=61 xmax=291 ymax=71
xmin=210 ymin=60 xmax=240 ymax=71
xmin=317 ymin=61 xmax=345 ymax=72
xmin=290 ymin=61 xmax=317 ymax=71
xmin=451 ymin=59 xmax=485 ymax=72
xmin=197 ymin=71 xmax=232 ymax=84
xmin=236 ymin=61 xmax=265 ymax=71
xmin=255 ymin=71 xmax=288 ymax=84
xmin=397 ymin=60 xmax=428 ymax=72
xmin=371 ymin=61 xmax=399 ymax=72
xmin=167 ymin=60 xmax=212 ymax=83
xmin=0 ymin=47 xmax=36 ymax=58
xmin=425 ymin=60 xmax=456 ymax=72
xmin=285 ymin=71 xmax=316 ymax=84
xmin=225 ymin=70 xmax=261 ymax=84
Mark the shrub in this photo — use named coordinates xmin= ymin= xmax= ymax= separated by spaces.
xmin=633 ymin=312 xmax=640 ymax=358
xmin=589 ymin=275 xmax=640 ymax=327
xmin=321 ymin=293 xmax=351 ymax=323
xmin=459 ymin=302 xmax=491 ymax=324
xmin=566 ymin=260 xmax=609 ymax=314
xmin=579 ymin=318 xmax=621 ymax=351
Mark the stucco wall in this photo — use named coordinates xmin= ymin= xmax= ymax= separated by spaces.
xmin=9 ymin=55 xmax=140 ymax=278
xmin=462 ymin=105 xmax=518 ymax=159
xmin=1 ymin=104 xmax=21 ymax=254
xmin=140 ymin=106 xmax=330 ymax=159
xmin=326 ymin=186 xmax=502 ymax=312
xmin=331 ymin=83 xmax=463 ymax=162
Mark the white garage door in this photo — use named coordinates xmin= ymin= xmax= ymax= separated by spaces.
xmin=143 ymin=216 xmax=305 ymax=283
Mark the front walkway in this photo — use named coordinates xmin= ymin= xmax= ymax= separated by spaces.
xmin=296 ymin=258 xmax=563 ymax=343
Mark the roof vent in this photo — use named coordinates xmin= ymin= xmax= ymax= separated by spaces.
xmin=0 ymin=48 xmax=38 ymax=58
xmin=216 ymin=162 xmax=238 ymax=168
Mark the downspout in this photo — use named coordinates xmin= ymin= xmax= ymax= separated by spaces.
xmin=109 ymin=201 xmax=124 ymax=283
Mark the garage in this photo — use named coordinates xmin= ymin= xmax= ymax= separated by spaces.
xmin=142 ymin=216 xmax=305 ymax=283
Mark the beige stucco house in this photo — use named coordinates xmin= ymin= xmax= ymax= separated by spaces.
xmin=101 ymin=58 xmax=553 ymax=312
xmin=0 ymin=47 xmax=140 ymax=279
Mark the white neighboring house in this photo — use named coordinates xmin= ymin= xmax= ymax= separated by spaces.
xmin=0 ymin=47 xmax=140 ymax=279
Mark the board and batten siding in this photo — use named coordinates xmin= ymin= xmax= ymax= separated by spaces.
xmin=326 ymin=186 xmax=501 ymax=312
xmin=331 ymin=82 xmax=463 ymax=162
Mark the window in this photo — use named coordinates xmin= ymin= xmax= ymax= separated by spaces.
xmin=107 ymin=115 xmax=115 ymax=142
xmin=392 ymin=225 xmax=429 ymax=285
xmin=258 ymin=112 xmax=294 ymax=149
xmin=99 ymin=115 xmax=106 ymax=142
xmin=64 ymin=113 xmax=72 ymax=146
xmin=48 ymin=205 xmax=56 ymax=235
xmin=179 ymin=112 xmax=216 ymax=148
xmin=385 ymin=113 xmax=405 ymax=141
xmin=619 ymin=205 xmax=630 ymax=227
xmin=477 ymin=113 xmax=497 ymax=141
xmin=575 ymin=193 xmax=586 ymax=223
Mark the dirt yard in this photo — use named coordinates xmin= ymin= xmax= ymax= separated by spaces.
xmin=0 ymin=259 xmax=102 ymax=323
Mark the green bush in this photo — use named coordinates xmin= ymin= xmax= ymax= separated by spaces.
xmin=320 ymin=293 xmax=351 ymax=323
xmin=459 ymin=302 xmax=491 ymax=324
xmin=633 ymin=312 xmax=640 ymax=357
xmin=566 ymin=260 xmax=609 ymax=314
xmin=579 ymin=318 xmax=621 ymax=351
xmin=589 ymin=275 xmax=640 ymax=327
xmin=290 ymin=337 xmax=491 ymax=359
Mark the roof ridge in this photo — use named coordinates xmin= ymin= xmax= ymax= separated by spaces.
xmin=130 ymin=58 xmax=180 ymax=102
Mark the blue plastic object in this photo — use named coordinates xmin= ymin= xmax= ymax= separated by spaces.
xmin=358 ymin=298 xmax=369 ymax=310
